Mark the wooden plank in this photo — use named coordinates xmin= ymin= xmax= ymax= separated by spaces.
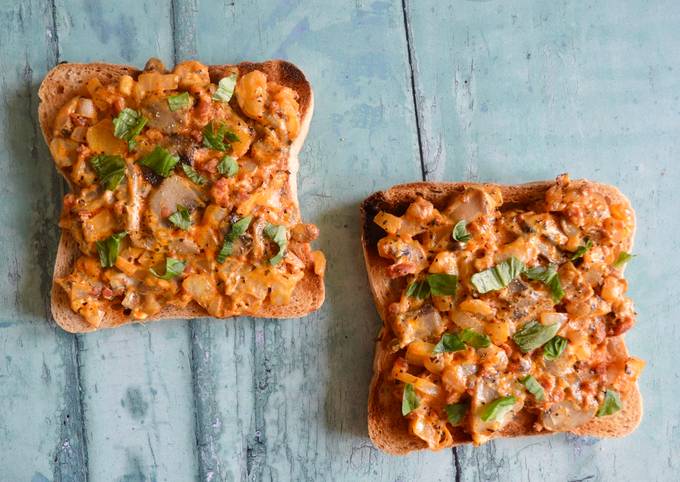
xmin=0 ymin=2 xmax=87 ymax=480
xmin=180 ymin=0 xmax=457 ymax=479
xmin=53 ymin=1 xmax=199 ymax=480
xmin=406 ymin=0 xmax=680 ymax=479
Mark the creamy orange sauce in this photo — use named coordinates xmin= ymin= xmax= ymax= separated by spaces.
xmin=52 ymin=58 xmax=323 ymax=327
xmin=374 ymin=175 xmax=643 ymax=447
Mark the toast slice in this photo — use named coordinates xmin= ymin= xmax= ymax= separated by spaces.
xmin=361 ymin=179 xmax=642 ymax=454
xmin=39 ymin=60 xmax=324 ymax=332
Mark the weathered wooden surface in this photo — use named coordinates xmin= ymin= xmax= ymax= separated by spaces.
xmin=0 ymin=0 xmax=677 ymax=481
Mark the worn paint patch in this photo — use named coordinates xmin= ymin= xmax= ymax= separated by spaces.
xmin=121 ymin=387 xmax=149 ymax=420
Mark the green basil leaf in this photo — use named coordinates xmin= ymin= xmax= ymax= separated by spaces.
xmin=150 ymin=258 xmax=186 ymax=280
xmin=217 ymin=216 xmax=252 ymax=263
xmin=596 ymin=389 xmax=622 ymax=417
xmin=571 ymin=238 xmax=593 ymax=261
xmin=203 ymin=122 xmax=227 ymax=151
xmin=139 ymin=146 xmax=179 ymax=177
xmin=95 ymin=231 xmax=127 ymax=268
xmin=225 ymin=130 xmax=240 ymax=142
xmin=264 ymin=223 xmax=288 ymax=265
xmin=167 ymin=92 xmax=192 ymax=111
xmin=230 ymin=216 xmax=252 ymax=238
xmin=512 ymin=321 xmax=560 ymax=353
xmin=112 ymin=108 xmax=148 ymax=149
xmin=543 ymin=336 xmax=568 ymax=361
xmin=520 ymin=375 xmax=545 ymax=401
xmin=90 ymin=154 xmax=126 ymax=191
xmin=460 ymin=328 xmax=491 ymax=349
xmin=402 ymin=383 xmax=420 ymax=416
xmin=217 ymin=156 xmax=239 ymax=177
xmin=471 ymin=256 xmax=525 ymax=293
xmin=433 ymin=332 xmax=466 ymax=354
xmin=613 ymin=252 xmax=635 ymax=268
xmin=524 ymin=264 xmax=564 ymax=302
xmin=452 ymin=220 xmax=471 ymax=242
xmin=445 ymin=402 xmax=468 ymax=425
xmin=181 ymin=163 xmax=207 ymax=185
xmin=427 ymin=273 xmax=458 ymax=297
xmin=480 ymin=396 xmax=516 ymax=422
xmin=168 ymin=205 xmax=191 ymax=230
xmin=405 ymin=279 xmax=430 ymax=299
xmin=202 ymin=122 xmax=238 ymax=151
xmin=216 ymin=242 xmax=234 ymax=263
xmin=212 ymin=73 xmax=238 ymax=102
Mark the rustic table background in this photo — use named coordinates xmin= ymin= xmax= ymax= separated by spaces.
xmin=1 ymin=1 xmax=678 ymax=481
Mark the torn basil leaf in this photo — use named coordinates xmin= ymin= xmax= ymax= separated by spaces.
xmin=167 ymin=92 xmax=192 ymax=111
xmin=264 ymin=223 xmax=287 ymax=265
xmin=452 ymin=220 xmax=471 ymax=243
xmin=445 ymin=402 xmax=468 ymax=425
xmin=512 ymin=321 xmax=560 ymax=353
xmin=212 ymin=73 xmax=238 ymax=102
xmin=181 ymin=163 xmax=206 ymax=185
xmin=524 ymin=264 xmax=564 ymax=302
xmin=571 ymin=238 xmax=593 ymax=261
xmin=460 ymin=328 xmax=491 ymax=349
xmin=426 ymin=273 xmax=458 ymax=297
xmin=613 ymin=252 xmax=634 ymax=268
xmin=90 ymin=154 xmax=126 ymax=191
xmin=543 ymin=336 xmax=568 ymax=361
xmin=433 ymin=332 xmax=466 ymax=354
xmin=470 ymin=256 xmax=525 ymax=294
xmin=596 ymin=389 xmax=622 ymax=417
xmin=150 ymin=258 xmax=185 ymax=280
xmin=168 ymin=205 xmax=191 ymax=230
xmin=217 ymin=216 xmax=252 ymax=263
xmin=402 ymin=383 xmax=420 ymax=416
xmin=139 ymin=146 xmax=179 ymax=177
xmin=95 ymin=231 xmax=127 ymax=268
xmin=520 ymin=375 xmax=545 ymax=401
xmin=202 ymin=122 xmax=238 ymax=151
xmin=217 ymin=155 xmax=239 ymax=177
xmin=480 ymin=396 xmax=516 ymax=422
xmin=406 ymin=279 xmax=430 ymax=299
xmin=112 ymin=108 xmax=147 ymax=150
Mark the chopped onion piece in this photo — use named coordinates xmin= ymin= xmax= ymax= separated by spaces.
xmin=77 ymin=98 xmax=97 ymax=118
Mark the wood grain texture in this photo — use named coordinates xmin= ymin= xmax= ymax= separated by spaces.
xmin=183 ymin=0 xmax=456 ymax=479
xmin=53 ymin=1 xmax=198 ymax=481
xmin=406 ymin=0 xmax=680 ymax=480
xmin=0 ymin=2 xmax=87 ymax=481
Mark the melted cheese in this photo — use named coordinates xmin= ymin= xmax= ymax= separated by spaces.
xmin=374 ymin=175 xmax=641 ymax=447
xmin=54 ymin=59 xmax=319 ymax=325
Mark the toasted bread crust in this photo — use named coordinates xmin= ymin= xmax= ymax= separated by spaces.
xmin=40 ymin=60 xmax=323 ymax=333
xmin=361 ymin=180 xmax=642 ymax=455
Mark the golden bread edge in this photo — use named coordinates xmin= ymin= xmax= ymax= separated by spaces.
xmin=40 ymin=60 xmax=324 ymax=333
xmin=360 ymin=179 xmax=642 ymax=455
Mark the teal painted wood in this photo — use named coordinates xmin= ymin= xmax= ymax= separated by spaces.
xmin=1 ymin=0 xmax=679 ymax=481
xmin=0 ymin=2 xmax=87 ymax=481
xmin=405 ymin=0 xmax=680 ymax=480
xmin=181 ymin=0 xmax=456 ymax=480
xmin=53 ymin=1 xmax=199 ymax=481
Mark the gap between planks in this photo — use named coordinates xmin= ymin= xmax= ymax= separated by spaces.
xmin=402 ymin=0 xmax=462 ymax=477
xmin=46 ymin=0 xmax=90 ymax=478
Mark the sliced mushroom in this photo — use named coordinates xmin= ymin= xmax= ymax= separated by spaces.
xmin=444 ymin=187 xmax=500 ymax=223
xmin=542 ymin=400 xmax=596 ymax=431
xmin=140 ymin=94 xmax=192 ymax=134
xmin=148 ymin=175 xmax=204 ymax=224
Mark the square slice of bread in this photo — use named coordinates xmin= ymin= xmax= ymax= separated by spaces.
xmin=39 ymin=60 xmax=324 ymax=332
xmin=360 ymin=180 xmax=642 ymax=454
